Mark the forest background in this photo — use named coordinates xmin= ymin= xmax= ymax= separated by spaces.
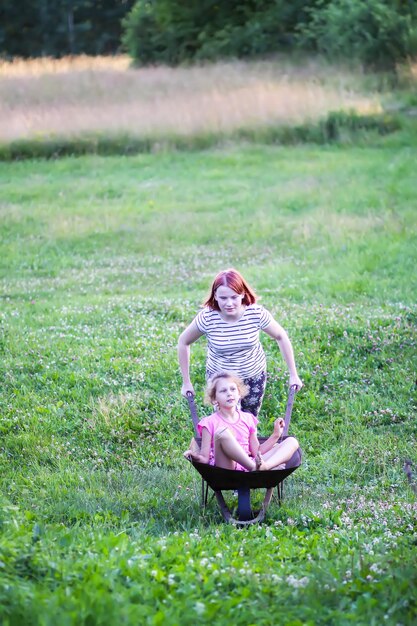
xmin=1 ymin=0 xmax=417 ymax=68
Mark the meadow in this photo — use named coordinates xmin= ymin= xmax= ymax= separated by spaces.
xmin=0 ymin=57 xmax=416 ymax=625
xmin=0 ymin=55 xmax=386 ymax=144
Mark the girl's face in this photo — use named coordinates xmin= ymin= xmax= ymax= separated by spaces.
xmin=214 ymin=285 xmax=244 ymax=319
xmin=214 ymin=377 xmax=240 ymax=410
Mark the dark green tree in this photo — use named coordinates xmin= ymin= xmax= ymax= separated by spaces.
xmin=0 ymin=0 xmax=136 ymax=58
xmin=297 ymin=0 xmax=417 ymax=69
xmin=122 ymin=0 xmax=323 ymax=65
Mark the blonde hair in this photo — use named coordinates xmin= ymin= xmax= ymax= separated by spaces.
xmin=204 ymin=371 xmax=249 ymax=405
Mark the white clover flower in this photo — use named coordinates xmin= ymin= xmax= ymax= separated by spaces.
xmin=286 ymin=575 xmax=309 ymax=588
xmin=194 ymin=602 xmax=205 ymax=615
xmin=370 ymin=563 xmax=382 ymax=573
xmin=270 ymin=574 xmax=282 ymax=583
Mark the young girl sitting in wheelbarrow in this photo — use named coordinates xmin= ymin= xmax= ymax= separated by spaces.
xmin=184 ymin=372 xmax=299 ymax=471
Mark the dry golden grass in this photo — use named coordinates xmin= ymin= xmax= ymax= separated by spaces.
xmin=0 ymin=54 xmax=398 ymax=142
xmin=92 ymin=392 xmax=138 ymax=427
xmin=0 ymin=54 xmax=131 ymax=76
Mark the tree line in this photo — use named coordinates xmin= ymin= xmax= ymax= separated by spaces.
xmin=1 ymin=0 xmax=416 ymax=68
xmin=0 ymin=0 xmax=136 ymax=58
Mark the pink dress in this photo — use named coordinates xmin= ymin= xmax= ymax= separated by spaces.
xmin=197 ymin=410 xmax=258 ymax=471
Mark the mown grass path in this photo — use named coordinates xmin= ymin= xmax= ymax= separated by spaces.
xmin=0 ymin=143 xmax=416 ymax=624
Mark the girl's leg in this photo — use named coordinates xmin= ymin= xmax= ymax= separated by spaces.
xmin=183 ymin=437 xmax=200 ymax=458
xmin=240 ymin=372 xmax=267 ymax=417
xmin=189 ymin=437 xmax=200 ymax=454
xmin=260 ymin=437 xmax=299 ymax=471
xmin=214 ymin=427 xmax=256 ymax=471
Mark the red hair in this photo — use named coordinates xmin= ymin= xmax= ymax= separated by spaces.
xmin=203 ymin=268 xmax=257 ymax=310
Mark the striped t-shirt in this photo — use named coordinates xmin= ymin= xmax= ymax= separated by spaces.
xmin=194 ymin=304 xmax=273 ymax=379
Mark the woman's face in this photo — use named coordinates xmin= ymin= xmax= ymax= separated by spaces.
xmin=214 ymin=285 xmax=244 ymax=319
xmin=214 ymin=377 xmax=240 ymax=410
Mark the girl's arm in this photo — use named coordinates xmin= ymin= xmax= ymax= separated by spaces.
xmin=178 ymin=320 xmax=204 ymax=396
xmin=259 ymin=417 xmax=285 ymax=454
xmin=263 ymin=319 xmax=303 ymax=389
xmin=189 ymin=427 xmax=211 ymax=464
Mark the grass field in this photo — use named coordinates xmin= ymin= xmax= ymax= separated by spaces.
xmin=0 ymin=55 xmax=387 ymax=144
xmin=0 ymin=57 xmax=416 ymax=625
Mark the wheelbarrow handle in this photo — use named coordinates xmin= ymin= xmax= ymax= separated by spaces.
xmin=283 ymin=384 xmax=298 ymax=437
xmin=186 ymin=391 xmax=200 ymax=437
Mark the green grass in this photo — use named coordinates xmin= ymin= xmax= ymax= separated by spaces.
xmin=0 ymin=139 xmax=416 ymax=624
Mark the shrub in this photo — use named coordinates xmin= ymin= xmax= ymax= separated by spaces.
xmin=122 ymin=0 xmax=326 ymax=65
xmin=297 ymin=0 xmax=417 ymax=69
xmin=121 ymin=2 xmax=180 ymax=65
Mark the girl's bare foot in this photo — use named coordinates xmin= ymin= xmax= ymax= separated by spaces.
xmin=255 ymin=452 xmax=268 ymax=471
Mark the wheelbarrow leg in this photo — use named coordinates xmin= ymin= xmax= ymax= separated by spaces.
xmin=275 ymin=482 xmax=282 ymax=503
xmin=237 ymin=487 xmax=251 ymax=521
xmin=201 ymin=478 xmax=209 ymax=508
